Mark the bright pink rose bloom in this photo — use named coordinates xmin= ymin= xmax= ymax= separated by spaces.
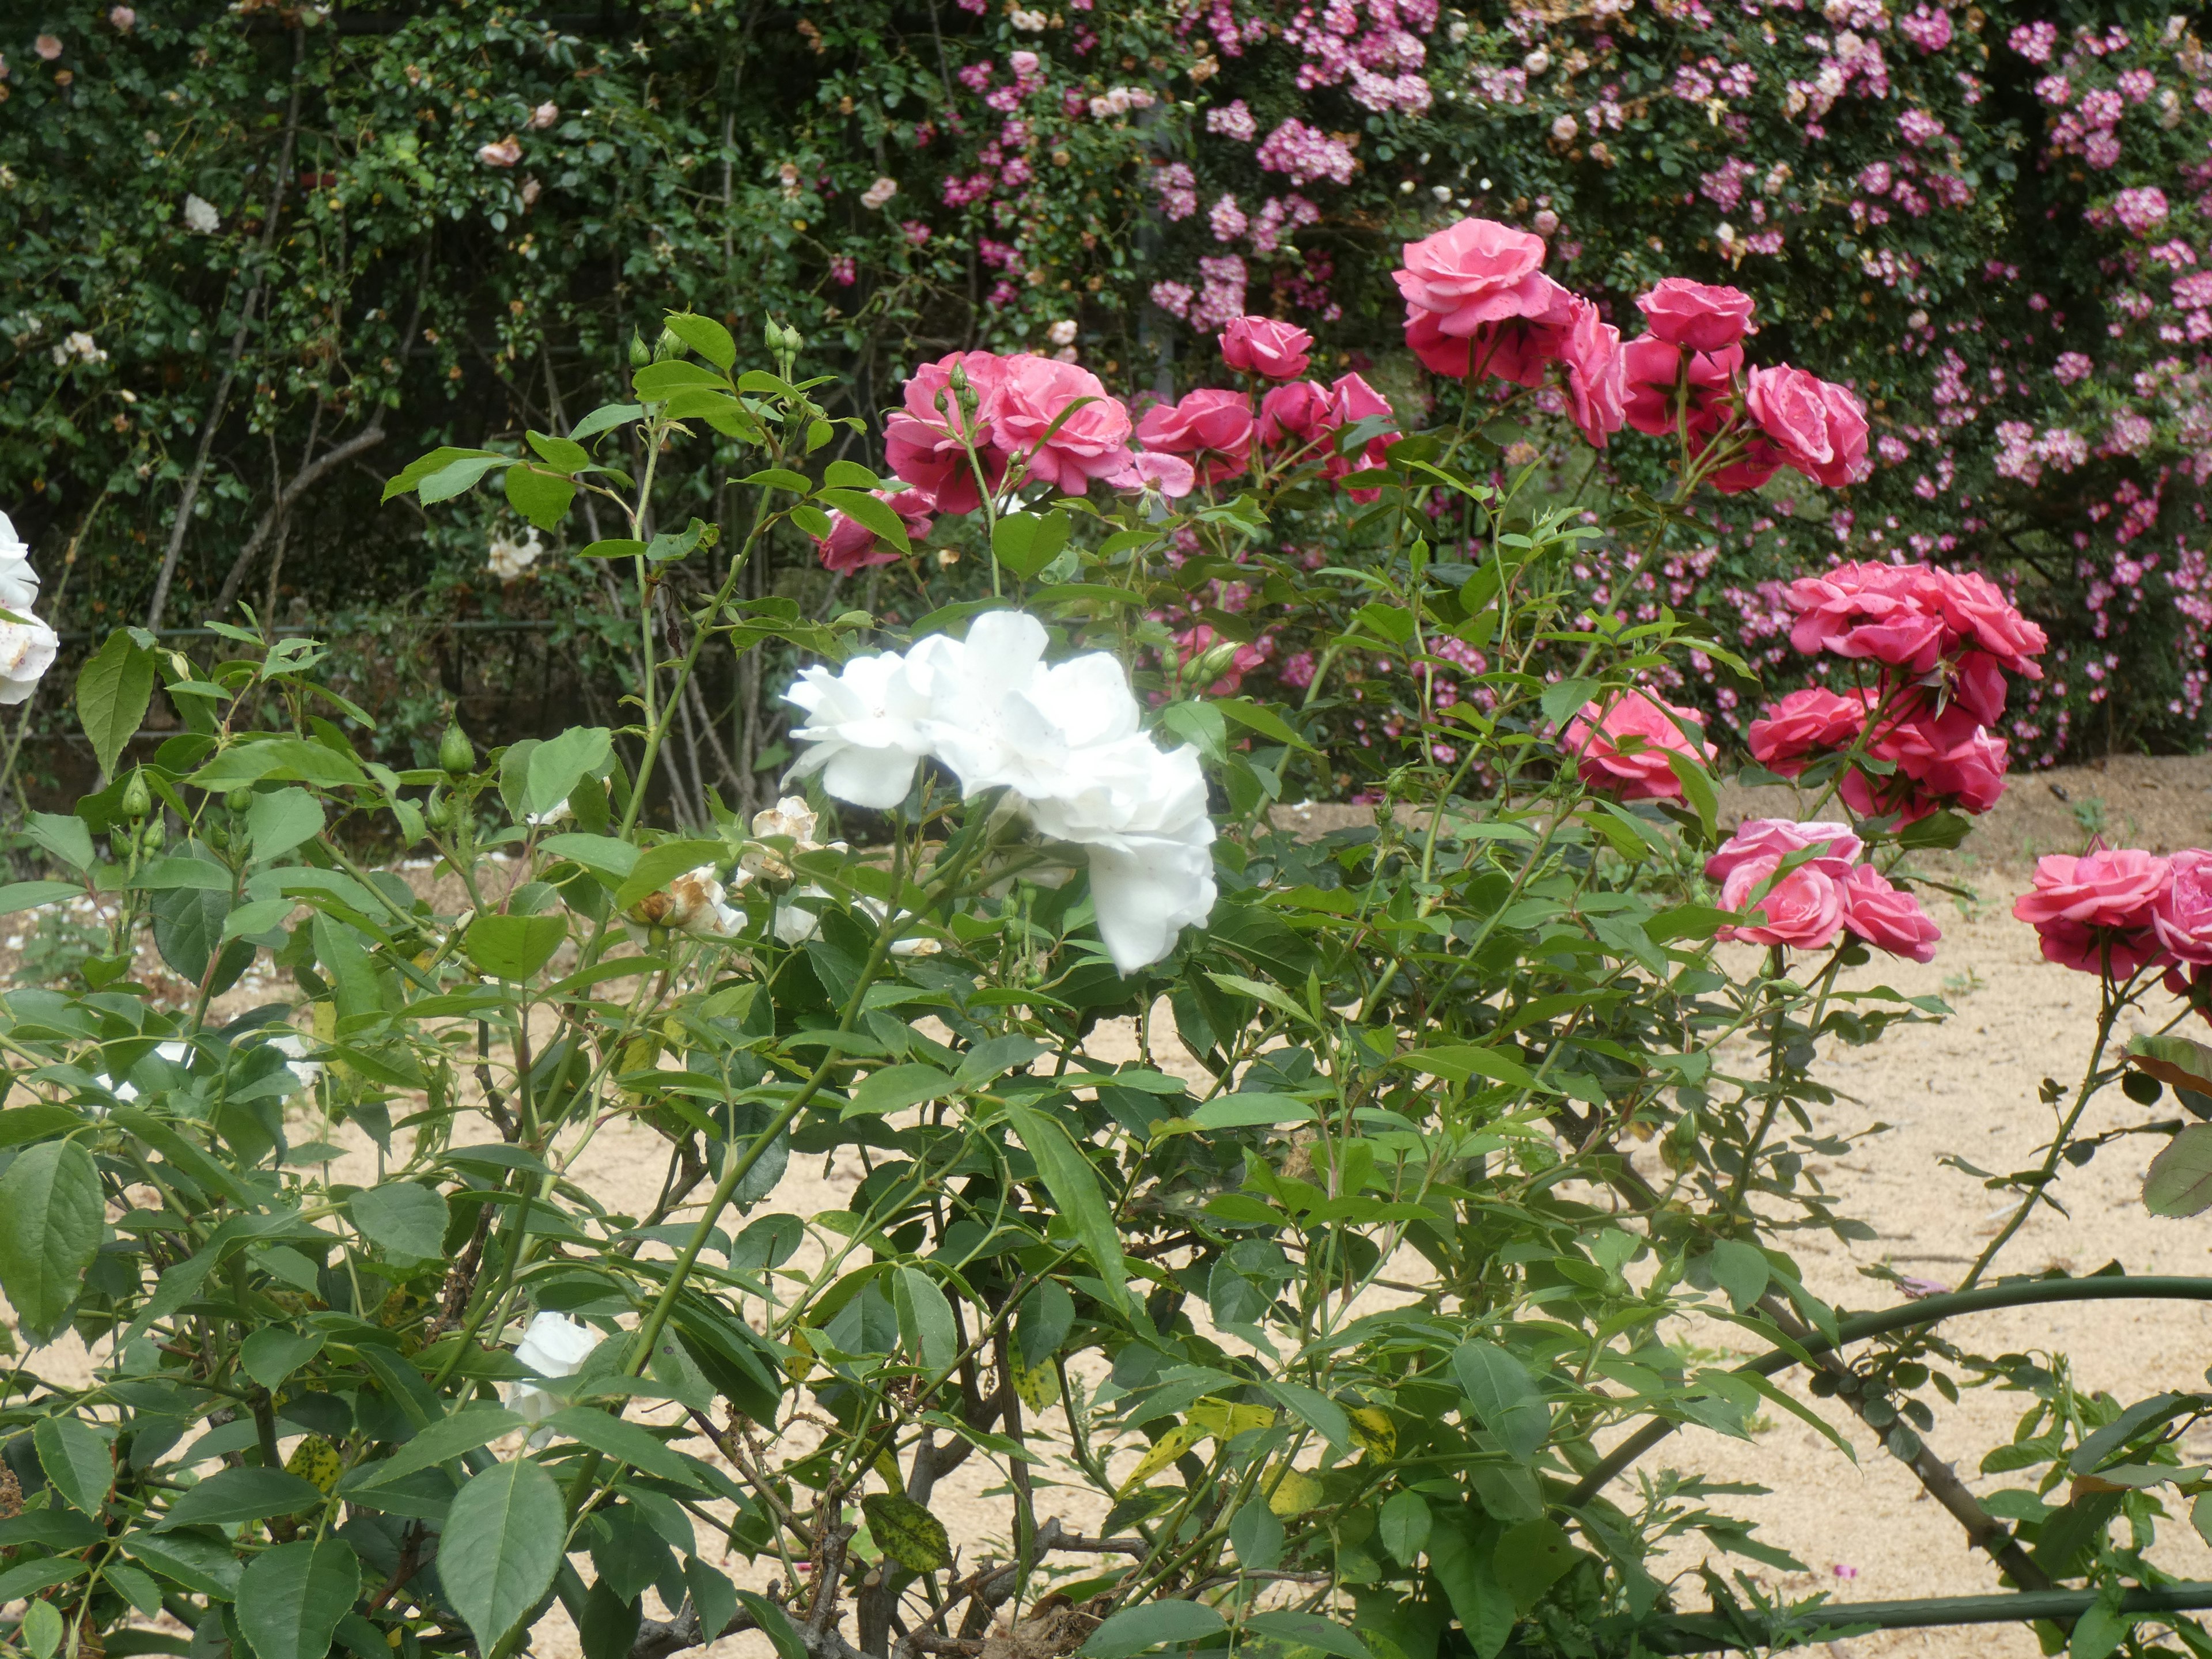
xmin=1840 ymin=707 xmax=2008 ymax=822
xmin=1325 ymin=372 xmax=1396 ymax=496
xmin=1747 ymin=364 xmax=1870 ymax=488
xmin=1637 ymin=277 xmax=1756 ymax=352
xmin=1257 ymin=380 xmax=1335 ymax=448
xmin=884 ymin=350 xmax=1011 ymax=513
xmin=1219 ymin=316 xmax=1313 ymax=380
xmin=1747 ymin=687 xmax=1873 ymax=776
xmin=1839 ymin=864 xmax=1941 ymax=963
xmin=2015 ymin=849 xmax=2172 ymax=977
xmin=1107 ymin=452 xmax=1196 ymax=499
xmin=1950 ymin=650 xmax=2010 ymax=726
xmin=1623 ymin=338 xmax=1744 ymax=441
xmin=1932 ymin=567 xmax=2048 ymax=677
xmin=985 ymin=354 xmax=1134 ymax=493
xmin=1718 ymin=855 xmax=1846 ymax=950
xmin=1706 ymin=819 xmax=1863 ymax=884
xmin=1135 ymin=389 xmax=1255 ymax=483
xmin=1555 ymin=296 xmax=1627 ymax=449
xmin=2153 ymin=848 xmax=2212 ymax=965
xmin=1403 ymin=280 xmax=1575 ymax=381
xmin=1703 ymin=435 xmax=1783 ymax=495
xmin=812 ymin=488 xmax=934 ymax=574
xmin=1783 ymin=562 xmax=1947 ymax=672
xmin=1393 ymin=217 xmax=1561 ymax=336
xmin=1907 ymin=721 xmax=2009 ymax=815
xmin=2165 ymin=960 xmax=2212 ymax=1022
xmin=1563 ymin=689 xmax=1715 ymax=801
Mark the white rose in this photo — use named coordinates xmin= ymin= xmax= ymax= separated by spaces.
xmin=783 ymin=642 xmax=958 ymax=810
xmin=0 ymin=614 xmax=58 ymax=706
xmin=506 ymin=1312 xmax=599 ymax=1426
xmin=183 ymin=193 xmax=219 ymax=234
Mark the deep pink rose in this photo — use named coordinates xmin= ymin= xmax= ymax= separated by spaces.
xmin=2015 ymin=849 xmax=2171 ymax=978
xmin=1783 ymin=562 xmax=1947 ymax=672
xmin=1706 ymin=819 xmax=1863 ymax=884
xmin=2153 ymin=848 xmax=2212 ymax=965
xmin=1932 ymin=567 xmax=2048 ymax=677
xmin=1555 ymin=296 xmax=1627 ymax=449
xmin=1704 ymin=435 xmax=1784 ymax=495
xmin=1107 ymin=452 xmax=1196 ymax=499
xmin=1747 ymin=687 xmax=1873 ymax=775
xmin=1623 ymin=338 xmax=1744 ymax=442
xmin=1747 ymin=365 xmax=1870 ymax=488
xmin=1325 ymin=373 xmax=1396 ymax=496
xmin=1637 ymin=277 xmax=1756 ymax=352
xmin=1135 ymin=389 xmax=1255 ymax=483
xmin=812 ymin=488 xmax=933 ymax=574
xmin=2036 ymin=918 xmax=2164 ymax=976
xmin=1393 ymin=217 xmax=1560 ymax=336
xmin=1257 ymin=380 xmax=1335 ymax=448
xmin=1403 ymin=281 xmax=1575 ymax=381
xmin=1839 ymin=864 xmax=1941 ymax=963
xmin=1841 ymin=707 xmax=2008 ymax=821
xmin=2165 ymin=960 xmax=2212 ymax=1023
xmin=1718 ymin=855 xmax=1846 ymax=950
xmin=884 ymin=350 xmax=1012 ymax=513
xmin=1950 ymin=650 xmax=2010 ymax=726
xmin=986 ymin=354 xmax=1134 ymax=493
xmin=1563 ymin=689 xmax=1715 ymax=801
xmin=1219 ymin=316 xmax=1313 ymax=379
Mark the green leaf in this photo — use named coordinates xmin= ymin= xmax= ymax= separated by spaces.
xmin=818 ymin=489 xmax=912 ymax=556
xmin=153 ymin=884 xmax=251 ymax=995
xmin=382 ymin=446 xmax=499 ymax=503
xmin=1262 ymin=1380 xmax=1351 ymax=1455
xmin=240 ymin=1328 xmax=327 ymax=1391
xmin=1229 ymin=1498 xmax=1284 ymax=1571
xmin=34 ymin=1416 xmax=111 ymax=1515
xmin=850 ymin=1064 xmax=957 ymax=1117
xmin=1002 ymin=1101 xmax=1130 ymax=1317
xmin=248 ymin=788 xmax=325 ymax=864
xmin=860 ymin=1492 xmax=950 ymax=1571
xmin=2129 ymin=1034 xmax=2212 ymax=1098
xmin=1663 ymin=750 xmax=1717 ymax=842
xmin=2069 ymin=1603 xmax=2130 ymax=1659
xmin=349 ymin=1183 xmax=450 ymax=1262
xmin=2145 ymin=1124 xmax=2212 ymax=1218
xmin=568 ymin=404 xmax=643 ymax=444
xmin=1451 ymin=1342 xmax=1548 ymax=1463
xmin=1399 ymin=1045 xmax=1535 ymax=1089
xmin=524 ymin=726 xmax=612 ymax=820
xmin=187 ymin=736 xmax=366 ymax=790
xmin=1491 ymin=1518 xmax=1576 ymax=1612
xmin=156 ymin=1467 xmax=326 ymax=1530
xmin=662 ymin=314 xmax=737 ymax=370
xmin=7 ymin=1567 xmax=85 ymax=1630
xmin=633 ymin=360 xmax=725 ymax=399
xmin=541 ymin=1407 xmax=706 ymax=1491
xmin=612 ymin=839 xmax=728 ymax=912
xmin=236 ymin=1539 xmax=361 ymax=1659
xmin=0 ymin=881 xmax=78 ymax=915
xmin=736 ymin=1593 xmax=808 ymax=1659
xmin=823 ymin=460 xmax=882 ymax=490
xmin=991 ymin=510 xmax=1069 ymax=579
xmin=0 ymin=1141 xmax=103 ymax=1338
xmin=893 ymin=1266 xmax=959 ymax=1372
xmin=1244 ymin=1613 xmax=1367 ymax=1659
xmin=122 ymin=1531 xmax=243 ymax=1600
xmin=1707 ymin=1240 xmax=1770 ymax=1312
xmin=350 ymin=1406 xmax=525 ymax=1488
xmin=525 ymin=430 xmax=592 ymax=471
xmin=419 ymin=454 xmax=512 ymax=506
xmin=1539 ymin=677 xmax=1601 ymax=731
xmin=1379 ymin=1491 xmax=1433 ymax=1563
xmin=740 ymin=468 xmax=813 ymax=494
xmin=578 ymin=539 xmax=648 ymax=561
xmin=464 ymin=914 xmax=568 ymax=980
xmin=503 ymin=464 xmax=577 ymax=532
xmin=26 ymin=813 xmax=94 ymax=870
xmin=1080 ymin=1601 xmax=1225 ymax=1659
xmin=75 ymin=632 xmax=156 ymax=781
xmin=1353 ymin=602 xmax=1416 ymax=647
xmin=1214 ymin=697 xmax=1315 ymax=752
xmin=440 ymin=1457 xmax=565 ymax=1656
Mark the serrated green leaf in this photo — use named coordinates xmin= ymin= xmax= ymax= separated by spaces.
xmin=75 ymin=632 xmax=156 ymax=781
xmin=440 ymin=1458 xmax=564 ymax=1655
xmin=0 ymin=1141 xmax=103 ymax=1339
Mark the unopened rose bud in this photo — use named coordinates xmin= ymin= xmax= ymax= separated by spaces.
xmin=226 ymin=787 xmax=253 ymax=816
xmin=779 ymin=322 xmax=804 ymax=357
xmin=439 ymin=721 xmax=474 ymax=777
xmin=656 ymin=326 xmax=684 ymax=360
xmin=424 ymin=790 xmax=453 ymax=830
xmin=628 ymin=331 xmax=652 ymax=369
xmin=763 ymin=319 xmax=784 ymax=354
xmin=120 ymin=771 xmax=150 ymax=821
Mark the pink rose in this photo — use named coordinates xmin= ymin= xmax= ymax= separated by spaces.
xmin=1747 ymin=365 xmax=1870 ymax=488
xmin=1637 ymin=277 xmax=1756 ymax=352
xmin=1402 ymin=282 xmax=1575 ymax=381
xmin=812 ymin=488 xmax=933 ymax=575
xmin=1325 ymin=372 xmax=1396 ymax=495
xmin=1622 ymin=338 xmax=1743 ymax=441
xmin=2014 ymin=849 xmax=2171 ymax=977
xmin=1931 ymin=568 xmax=2048 ymax=678
xmin=1135 ymin=389 xmax=1255 ymax=483
xmin=1707 ymin=819 xmax=1863 ymax=884
xmin=1839 ymin=864 xmax=1941 ymax=962
xmin=1107 ymin=452 xmax=1196 ymax=499
xmin=1840 ymin=706 xmax=2009 ymax=822
xmin=1747 ymin=687 xmax=1873 ymax=775
xmin=986 ymin=354 xmax=1134 ymax=493
xmin=1257 ymin=380 xmax=1335 ymax=448
xmin=1719 ymin=855 xmax=1846 ymax=950
xmin=885 ymin=351 xmax=1012 ymax=514
xmin=1555 ymin=296 xmax=1627 ymax=449
xmin=1219 ymin=316 xmax=1314 ymax=379
xmin=1563 ymin=689 xmax=1715 ymax=801
xmin=2153 ymin=848 xmax=2212 ymax=965
xmin=1783 ymin=562 xmax=1946 ymax=672
xmin=1393 ymin=217 xmax=1562 ymax=336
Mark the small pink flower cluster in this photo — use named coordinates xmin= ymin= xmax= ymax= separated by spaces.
xmin=2014 ymin=848 xmax=2212 ymax=989
xmin=1709 ymin=819 xmax=1941 ymax=961
xmin=1393 ymin=218 xmax=1871 ymax=485
xmin=1745 ymin=562 xmax=2048 ymax=823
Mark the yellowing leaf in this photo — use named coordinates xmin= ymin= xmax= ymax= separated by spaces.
xmin=1014 ymin=1359 xmax=1060 ymax=1414
xmin=874 ymin=1450 xmax=904 ymax=1490
xmin=284 ymin=1435 xmax=342 ymax=1495
xmin=1267 ymin=1468 xmax=1324 ymax=1517
xmin=1120 ymin=1423 xmax=1203 ymax=1495
xmin=1188 ymin=1400 xmax=1277 ymax=1442
xmin=784 ymin=1330 xmax=817 ymax=1384
xmin=1347 ymin=1407 xmax=1396 ymax=1459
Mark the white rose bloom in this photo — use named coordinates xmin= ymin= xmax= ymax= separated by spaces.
xmin=783 ymin=641 xmax=958 ymax=810
xmin=487 ymin=527 xmax=541 ymax=580
xmin=269 ymin=1032 xmax=322 ymax=1090
xmin=0 ymin=613 xmax=59 ymax=706
xmin=507 ymin=1311 xmax=598 ymax=1427
xmin=524 ymin=797 xmax=571 ymax=828
xmin=183 ymin=194 xmax=219 ymax=233
xmin=772 ymin=893 xmax=824 ymax=945
xmin=0 ymin=512 xmax=41 ymax=612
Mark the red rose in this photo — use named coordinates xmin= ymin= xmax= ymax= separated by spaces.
xmin=1257 ymin=380 xmax=1335 ymax=448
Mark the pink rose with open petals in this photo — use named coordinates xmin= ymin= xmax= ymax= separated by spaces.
xmin=1623 ymin=338 xmax=1744 ymax=441
xmin=1840 ymin=865 xmax=1941 ymax=962
xmin=812 ymin=488 xmax=933 ymax=574
xmin=1747 ymin=687 xmax=1873 ymax=775
xmin=1637 ymin=277 xmax=1756 ymax=352
xmin=885 ymin=351 xmax=1012 ymax=514
xmin=1394 ymin=218 xmax=1563 ymax=337
xmin=1108 ymin=452 xmax=1196 ymax=499
xmin=2014 ymin=849 xmax=2172 ymax=976
xmin=1783 ymin=562 xmax=1946 ymax=672
xmin=1933 ymin=568 xmax=2048 ymax=677
xmin=2153 ymin=849 xmax=2212 ymax=965
xmin=1325 ymin=373 xmax=1396 ymax=495
xmin=1707 ymin=819 xmax=1863 ymax=884
xmin=1219 ymin=316 xmax=1313 ymax=380
xmin=1719 ymin=855 xmax=1846 ymax=949
xmin=1555 ymin=296 xmax=1627 ymax=449
xmin=1403 ymin=278 xmax=1575 ymax=381
xmin=1747 ymin=365 xmax=1870 ymax=488
xmin=1257 ymin=380 xmax=1335 ymax=448
xmin=1563 ymin=689 xmax=1715 ymax=801
xmin=986 ymin=354 xmax=1133 ymax=493
xmin=1135 ymin=389 xmax=1255 ymax=483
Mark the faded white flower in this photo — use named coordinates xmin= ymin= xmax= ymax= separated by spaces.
xmin=183 ymin=193 xmax=219 ymax=233
xmin=1010 ymin=7 xmax=1047 ymax=27
xmin=269 ymin=1032 xmax=321 ymax=1092
xmin=524 ymin=797 xmax=571 ymax=828
xmin=476 ymin=135 xmax=523 ymax=168
xmin=1047 ymin=319 xmax=1078 ymax=346
xmin=627 ymin=863 xmax=748 ymax=942
xmin=487 ymin=525 xmax=541 ymax=580
xmin=507 ymin=1311 xmax=597 ymax=1433
xmin=861 ymin=176 xmax=899 ymax=210
xmin=0 ymin=510 xmax=42 ymax=612
xmin=528 ymin=100 xmax=559 ymax=130
xmin=0 ymin=613 xmax=59 ymax=706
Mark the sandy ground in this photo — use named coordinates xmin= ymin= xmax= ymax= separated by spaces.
xmin=16 ymin=752 xmax=2212 ymax=1657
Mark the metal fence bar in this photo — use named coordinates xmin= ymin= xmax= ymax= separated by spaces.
xmin=51 ymin=621 xmax=563 ymax=644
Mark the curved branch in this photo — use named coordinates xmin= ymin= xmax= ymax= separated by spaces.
xmin=209 ymin=423 xmax=389 ymax=620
